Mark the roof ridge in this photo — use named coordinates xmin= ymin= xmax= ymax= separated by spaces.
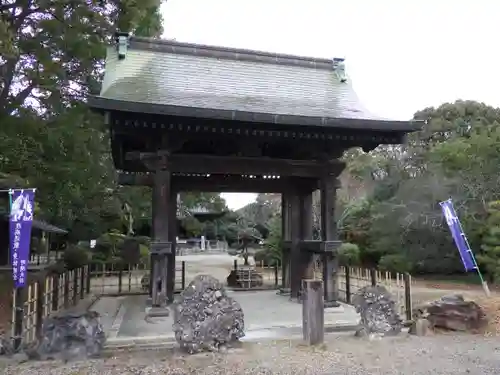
xmin=127 ymin=36 xmax=336 ymax=70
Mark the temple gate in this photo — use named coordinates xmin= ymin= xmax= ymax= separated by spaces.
xmin=89 ymin=34 xmax=421 ymax=307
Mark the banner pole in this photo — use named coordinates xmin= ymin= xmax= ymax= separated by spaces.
xmin=8 ymin=190 xmax=12 ymax=262
xmin=440 ymin=199 xmax=491 ymax=298
xmin=8 ymin=190 xmax=24 ymax=350
xmin=459 ymin=224 xmax=491 ymax=297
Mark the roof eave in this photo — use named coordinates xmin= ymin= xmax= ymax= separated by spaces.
xmin=0 ymin=214 xmax=68 ymax=234
xmin=88 ymin=96 xmax=422 ymax=133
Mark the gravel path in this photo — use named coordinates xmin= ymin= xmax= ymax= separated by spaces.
xmin=3 ymin=333 xmax=500 ymax=374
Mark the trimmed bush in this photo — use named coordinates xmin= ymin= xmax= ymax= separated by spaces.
xmin=338 ymin=242 xmax=361 ymax=266
xmin=62 ymin=246 xmax=90 ymax=270
xmin=253 ymin=249 xmax=277 ymax=267
xmin=378 ymin=254 xmax=412 ymax=273
xmin=139 ymin=244 xmax=150 ymax=266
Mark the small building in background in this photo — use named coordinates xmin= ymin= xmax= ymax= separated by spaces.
xmin=0 ymin=211 xmax=68 ymax=269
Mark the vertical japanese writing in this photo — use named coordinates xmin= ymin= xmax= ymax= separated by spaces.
xmin=9 ymin=189 xmax=36 ymax=288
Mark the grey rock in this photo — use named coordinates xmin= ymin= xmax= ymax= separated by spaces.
xmin=409 ymin=318 xmax=431 ymax=336
xmin=0 ymin=335 xmax=14 ymax=356
xmin=441 ymin=294 xmax=464 ymax=303
xmin=172 ymin=274 xmax=245 ymax=354
xmin=352 ymin=285 xmax=402 ymax=337
xmin=11 ymin=352 xmax=29 ymax=363
xmin=34 ymin=310 xmax=106 ymax=362
xmin=413 ymin=294 xmax=486 ymax=332
xmin=354 ymin=326 xmax=368 ymax=338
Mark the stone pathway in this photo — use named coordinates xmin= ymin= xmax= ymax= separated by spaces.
xmin=92 ymin=290 xmax=359 ymax=345
xmin=88 ymin=252 xmax=360 ymax=346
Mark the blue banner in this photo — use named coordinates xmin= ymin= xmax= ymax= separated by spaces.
xmin=9 ymin=189 xmax=36 ymax=288
xmin=439 ymin=199 xmax=476 ymax=271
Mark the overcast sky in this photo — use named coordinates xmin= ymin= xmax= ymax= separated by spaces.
xmin=161 ymin=0 xmax=500 ymax=210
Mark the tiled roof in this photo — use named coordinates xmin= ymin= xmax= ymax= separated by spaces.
xmin=90 ymin=36 xmax=421 ymax=131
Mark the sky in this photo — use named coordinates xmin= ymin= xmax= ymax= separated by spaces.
xmin=161 ymin=0 xmax=500 ymax=210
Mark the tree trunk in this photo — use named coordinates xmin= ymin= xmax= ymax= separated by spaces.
xmin=243 ymin=247 xmax=249 ymax=266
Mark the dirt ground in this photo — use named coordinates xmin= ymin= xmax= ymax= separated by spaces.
xmin=410 ymin=278 xmax=495 ymax=307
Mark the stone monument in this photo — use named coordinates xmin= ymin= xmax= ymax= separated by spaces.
xmin=352 ymin=285 xmax=402 ymax=338
xmin=172 ymin=274 xmax=245 ymax=353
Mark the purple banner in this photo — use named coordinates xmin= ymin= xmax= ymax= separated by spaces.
xmin=9 ymin=189 xmax=36 ymax=288
xmin=439 ymin=199 xmax=476 ymax=271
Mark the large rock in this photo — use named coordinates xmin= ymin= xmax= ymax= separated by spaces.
xmin=413 ymin=294 xmax=486 ymax=332
xmin=352 ymin=285 xmax=402 ymax=337
xmin=33 ymin=310 xmax=106 ymax=362
xmin=172 ymin=274 xmax=245 ymax=354
xmin=0 ymin=334 xmax=13 ymax=356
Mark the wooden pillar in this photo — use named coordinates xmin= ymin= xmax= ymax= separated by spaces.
xmin=289 ymin=188 xmax=301 ymax=300
xmin=150 ymin=168 xmax=172 ymax=307
xmin=302 ymin=279 xmax=324 ymax=345
xmin=167 ymin=189 xmax=177 ymax=301
xmin=280 ymin=191 xmax=291 ymax=293
xmin=299 ymin=190 xmax=314 ymax=297
xmin=320 ymin=174 xmax=340 ymax=307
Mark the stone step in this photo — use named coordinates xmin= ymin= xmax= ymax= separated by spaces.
xmin=105 ymin=336 xmax=176 ymax=351
xmin=103 ymin=323 xmax=360 ymax=352
xmin=145 ymin=306 xmax=170 ymax=318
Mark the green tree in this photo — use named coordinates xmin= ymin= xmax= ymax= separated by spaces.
xmin=341 ymin=101 xmax=500 ymax=275
xmin=263 ymin=214 xmax=282 ymax=263
xmin=0 ymin=0 xmax=165 ymax=239
xmin=478 ymin=201 xmax=500 ymax=282
xmin=337 ymin=242 xmax=360 ymax=267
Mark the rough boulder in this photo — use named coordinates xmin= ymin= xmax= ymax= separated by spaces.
xmin=172 ymin=274 xmax=245 ymax=354
xmin=413 ymin=294 xmax=486 ymax=332
xmin=33 ymin=310 xmax=105 ymax=362
xmin=353 ymin=285 xmax=402 ymax=337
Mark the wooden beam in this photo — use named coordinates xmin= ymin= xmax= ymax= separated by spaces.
xmin=125 ymin=152 xmax=344 ymax=178
xmin=290 ymin=240 xmax=342 ymax=253
xmin=117 ymin=172 xmax=319 ymax=193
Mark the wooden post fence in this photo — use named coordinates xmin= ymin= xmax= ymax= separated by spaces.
xmin=404 ymin=272 xmax=412 ymax=321
xmin=181 ymin=261 xmax=186 ymax=289
xmin=370 ymin=268 xmax=376 ymax=286
xmin=35 ymin=280 xmax=44 ymax=339
xmin=339 ymin=267 xmax=413 ymax=320
xmin=344 ymin=267 xmax=351 ymax=304
xmin=9 ymin=265 xmax=95 ymax=350
xmin=51 ymin=275 xmax=59 ymax=311
xmin=72 ymin=270 xmax=78 ymax=306
xmin=80 ymin=267 xmax=85 ymax=300
xmin=63 ymin=272 xmax=69 ymax=309
xmin=85 ymin=265 xmax=91 ymax=294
